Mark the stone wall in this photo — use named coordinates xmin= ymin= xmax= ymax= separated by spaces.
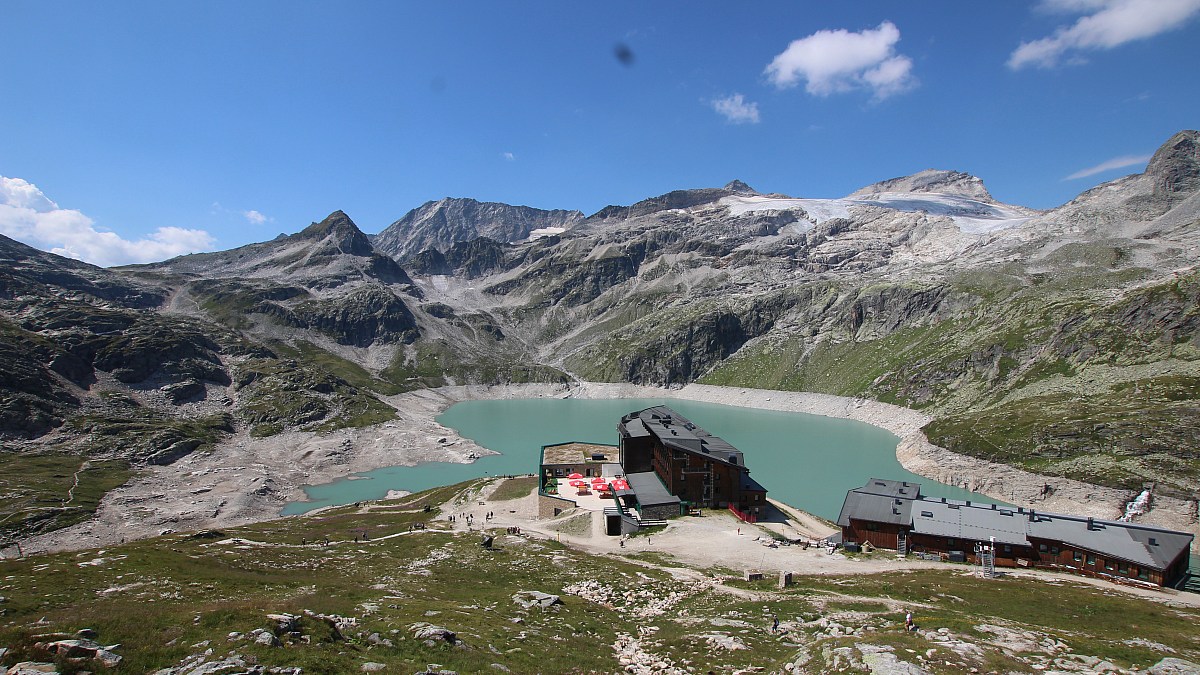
xmin=538 ymin=493 xmax=577 ymax=519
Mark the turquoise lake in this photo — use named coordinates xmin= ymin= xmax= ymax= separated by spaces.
xmin=283 ymin=397 xmax=999 ymax=520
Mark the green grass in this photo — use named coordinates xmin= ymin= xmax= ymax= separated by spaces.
xmin=0 ymin=454 xmax=132 ymax=546
xmin=274 ymin=340 xmax=405 ymax=396
xmin=488 ymin=477 xmax=537 ymax=501
xmin=1 ymin=484 xmax=1197 ymax=674
xmin=234 ymin=357 xmax=396 ymax=437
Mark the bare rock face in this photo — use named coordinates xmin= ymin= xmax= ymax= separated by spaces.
xmin=373 ymin=198 xmax=582 ymax=259
xmin=1146 ymin=129 xmax=1200 ymax=197
xmin=848 ymin=169 xmax=994 ymax=202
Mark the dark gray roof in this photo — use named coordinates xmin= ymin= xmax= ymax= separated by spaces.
xmin=840 ymin=479 xmax=1194 ymax=571
xmin=912 ymin=500 xmax=1029 ymax=546
xmin=1028 ymin=512 xmax=1192 ymax=570
xmin=836 ymin=478 xmax=921 ymax=527
xmin=620 ymin=406 xmax=745 ymax=467
xmin=625 ymin=471 xmax=681 ymax=508
xmin=622 ymin=417 xmax=651 ymax=438
xmin=837 ymin=491 xmax=914 ymax=528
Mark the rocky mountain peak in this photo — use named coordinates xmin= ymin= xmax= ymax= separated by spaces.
xmin=724 ymin=180 xmax=758 ymax=195
xmin=297 ymin=210 xmax=373 ymax=256
xmin=372 ymin=198 xmax=583 ymax=259
xmin=849 ymin=169 xmax=994 ymax=202
xmin=1145 ymin=129 xmax=1200 ymax=196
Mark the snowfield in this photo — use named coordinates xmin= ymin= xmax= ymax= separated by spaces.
xmin=720 ymin=192 xmax=1035 ymax=234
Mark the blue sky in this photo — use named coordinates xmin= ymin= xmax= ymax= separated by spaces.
xmin=2 ymin=1 xmax=1198 ymax=266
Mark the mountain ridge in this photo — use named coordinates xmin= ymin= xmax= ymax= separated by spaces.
xmin=2 ymin=129 xmax=1198 ymax=547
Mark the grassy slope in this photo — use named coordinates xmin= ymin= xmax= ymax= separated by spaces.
xmin=694 ymin=268 xmax=1200 ymax=494
xmin=0 ymin=482 xmax=1195 ymax=674
xmin=0 ymin=455 xmax=132 ymax=546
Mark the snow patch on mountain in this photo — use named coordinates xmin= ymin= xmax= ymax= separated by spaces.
xmin=526 ymin=226 xmax=567 ymax=241
xmin=720 ymin=192 xmax=1035 ymax=234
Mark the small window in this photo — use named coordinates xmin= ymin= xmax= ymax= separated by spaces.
xmin=920 ymin=511 xmax=934 ymax=518
xmin=946 ymin=538 xmax=956 ymax=546
xmin=1105 ymin=561 xmax=1114 ymax=571
xmin=1073 ymin=551 xmax=1082 ymax=562
xmin=1086 ymin=555 xmax=1096 ymax=566
xmin=1118 ymin=563 xmax=1129 ymax=574
xmin=1038 ymin=544 xmax=1048 ymax=553
xmin=1137 ymin=569 xmax=1149 ymax=581
xmin=1051 ymin=546 xmax=1059 ymax=555
xmin=1003 ymin=545 xmax=1012 ymax=554
xmin=1000 ymin=509 xmax=1013 ymax=516
xmin=866 ymin=523 xmax=879 ymax=531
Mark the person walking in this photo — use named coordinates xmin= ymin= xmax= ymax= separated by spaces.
xmin=771 ymin=615 xmax=779 ymax=633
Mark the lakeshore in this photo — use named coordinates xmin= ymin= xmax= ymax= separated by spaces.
xmin=15 ymin=382 xmax=1198 ymax=557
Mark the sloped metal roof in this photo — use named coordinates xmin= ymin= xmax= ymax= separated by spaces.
xmin=838 ymin=479 xmax=1194 ymax=571
xmin=837 ymin=490 xmax=913 ymax=528
xmin=912 ymin=500 xmax=1029 ymax=547
xmin=1029 ymin=513 xmax=1192 ymax=570
xmin=622 ymin=406 xmax=746 ymax=467
xmin=625 ymin=471 xmax=681 ymax=508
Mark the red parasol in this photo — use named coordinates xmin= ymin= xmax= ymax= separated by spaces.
xmin=568 ymin=473 xmax=583 ymax=479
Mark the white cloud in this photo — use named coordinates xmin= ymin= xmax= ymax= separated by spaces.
xmin=1064 ymin=153 xmax=1153 ymax=179
xmin=0 ymin=176 xmax=215 ymax=267
xmin=242 ymin=209 xmax=271 ymax=225
xmin=502 ymin=152 xmax=516 ymax=161
xmin=1009 ymin=0 xmax=1200 ymax=69
xmin=764 ymin=21 xmax=916 ymax=99
xmin=712 ymin=94 xmax=760 ymax=124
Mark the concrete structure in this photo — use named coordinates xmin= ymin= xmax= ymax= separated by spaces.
xmin=838 ymin=478 xmax=1193 ymax=587
xmin=537 ymin=442 xmax=619 ymax=518
xmin=617 ymin=406 xmax=767 ymax=520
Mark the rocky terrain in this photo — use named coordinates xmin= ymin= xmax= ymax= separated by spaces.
xmin=0 ymin=478 xmax=1197 ymax=674
xmin=1 ymin=130 xmax=1198 ymax=550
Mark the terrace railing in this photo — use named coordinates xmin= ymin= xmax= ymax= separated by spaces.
xmin=728 ymin=503 xmax=758 ymax=524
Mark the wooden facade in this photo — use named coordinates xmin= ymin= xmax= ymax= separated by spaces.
xmin=618 ymin=406 xmax=767 ymax=515
xmin=838 ymin=479 xmax=1194 ymax=588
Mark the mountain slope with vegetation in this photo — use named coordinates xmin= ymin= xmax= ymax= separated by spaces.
xmin=1 ymin=131 xmax=1198 ymax=547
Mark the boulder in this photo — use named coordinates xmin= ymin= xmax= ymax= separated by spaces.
xmin=6 ymin=664 xmax=58 ymax=675
xmin=360 ymin=663 xmax=386 ymax=672
xmin=511 ymin=591 xmax=563 ymax=610
xmin=409 ymin=622 xmax=457 ymax=645
xmin=254 ymin=631 xmax=280 ymax=647
xmin=1148 ymin=658 xmax=1200 ymax=674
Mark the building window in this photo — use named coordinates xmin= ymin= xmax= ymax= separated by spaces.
xmin=866 ymin=523 xmax=879 ymax=531
xmin=1003 ymin=545 xmax=1012 ymax=554
xmin=1105 ymin=560 xmax=1114 ymax=571
xmin=1038 ymin=544 xmax=1047 ymax=553
xmin=1118 ymin=563 xmax=1129 ymax=575
xmin=1072 ymin=551 xmax=1082 ymax=562
xmin=555 ymin=469 xmax=563 ymax=477
xmin=1086 ymin=554 xmax=1096 ymax=566
xmin=754 ymin=494 xmax=760 ymax=501
xmin=1050 ymin=546 xmax=1059 ymax=555
xmin=1137 ymin=569 xmax=1149 ymax=581
xmin=946 ymin=538 xmax=956 ymax=546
